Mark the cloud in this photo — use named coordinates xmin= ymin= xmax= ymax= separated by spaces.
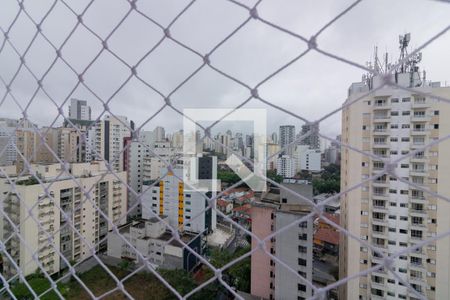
xmin=1 ymin=0 xmax=449 ymax=141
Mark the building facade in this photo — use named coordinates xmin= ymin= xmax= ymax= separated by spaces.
xmin=0 ymin=118 xmax=19 ymax=166
xmin=126 ymin=131 xmax=154 ymax=219
xmin=92 ymin=115 xmax=131 ymax=172
xmin=107 ymin=217 xmax=202 ymax=271
xmin=340 ymin=70 xmax=450 ymax=299
xmin=0 ymin=162 xmax=127 ymax=278
xmin=251 ymin=183 xmax=314 ymax=300
xmin=277 ymin=155 xmax=296 ymax=178
xmin=68 ymin=98 xmax=91 ymax=121
xmin=295 ymin=145 xmax=322 ymax=172
xmin=279 ymin=125 xmax=295 ymax=156
xmin=142 ymin=166 xmax=216 ymax=234
xmin=299 ymin=123 xmax=320 ymax=150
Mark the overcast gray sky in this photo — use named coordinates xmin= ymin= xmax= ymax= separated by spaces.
xmin=1 ymin=0 xmax=449 ymax=140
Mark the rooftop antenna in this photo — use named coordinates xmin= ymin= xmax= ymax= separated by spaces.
xmin=396 ymin=33 xmax=422 ymax=87
xmin=398 ymin=33 xmax=410 ymax=73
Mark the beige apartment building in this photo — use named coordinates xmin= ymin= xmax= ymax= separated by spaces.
xmin=340 ymin=68 xmax=450 ymax=299
xmin=0 ymin=161 xmax=127 ymax=278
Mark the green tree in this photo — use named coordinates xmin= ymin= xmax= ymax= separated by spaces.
xmin=266 ymin=170 xmax=283 ymax=183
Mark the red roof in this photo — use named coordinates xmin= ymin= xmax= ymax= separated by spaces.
xmin=319 ymin=213 xmax=340 ymax=226
xmin=314 ymin=228 xmax=339 ymax=245
xmin=233 ymin=203 xmax=251 ymax=213
xmin=217 ymin=199 xmax=230 ymax=208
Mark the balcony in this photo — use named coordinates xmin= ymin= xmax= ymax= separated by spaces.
xmin=410 ymin=169 xmax=426 ymax=177
xmin=372 ymin=230 xmax=387 ymax=239
xmin=372 ymin=193 xmax=389 ymax=201
xmin=373 ymin=115 xmax=390 ymax=122
xmin=372 ymin=206 xmax=388 ymax=214
xmin=373 ymin=128 xmax=390 ymax=135
xmin=372 ymin=180 xmax=389 ymax=188
xmin=373 ymin=142 xmax=389 ymax=149
xmin=412 ymin=99 xmax=430 ymax=108
xmin=411 ymin=114 xmax=430 ymax=122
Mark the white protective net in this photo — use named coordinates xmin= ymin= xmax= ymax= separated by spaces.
xmin=1 ymin=0 xmax=450 ymax=299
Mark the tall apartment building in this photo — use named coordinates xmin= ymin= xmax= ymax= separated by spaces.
xmin=142 ymin=141 xmax=178 ymax=182
xmin=279 ymin=125 xmax=295 ymax=155
xmin=277 ymin=155 xmax=296 ymax=178
xmin=170 ymin=130 xmax=184 ymax=149
xmin=93 ymin=115 xmax=131 ymax=172
xmin=251 ymin=182 xmax=314 ymax=300
xmin=142 ymin=159 xmax=217 ymax=234
xmin=16 ymin=126 xmax=59 ymax=174
xmin=58 ymin=127 xmax=85 ymax=163
xmin=127 ymin=130 xmax=154 ymax=219
xmin=299 ymin=123 xmax=320 ymax=150
xmin=0 ymin=118 xmax=19 ymax=166
xmin=0 ymin=161 xmax=127 ymax=278
xmin=266 ymin=143 xmax=281 ymax=171
xmin=340 ymin=43 xmax=450 ymax=299
xmin=68 ymin=98 xmax=91 ymax=121
xmin=154 ymin=126 xmax=166 ymax=142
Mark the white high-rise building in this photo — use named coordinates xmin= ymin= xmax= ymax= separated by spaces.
xmin=279 ymin=125 xmax=295 ymax=156
xmin=68 ymin=99 xmax=91 ymax=121
xmin=142 ymin=165 xmax=217 ymax=234
xmin=0 ymin=118 xmax=19 ymax=166
xmin=0 ymin=162 xmax=127 ymax=278
xmin=294 ymin=145 xmax=321 ymax=172
xmin=154 ymin=126 xmax=166 ymax=142
xmin=93 ymin=115 xmax=131 ymax=172
xmin=127 ymin=130 xmax=154 ymax=219
xmin=170 ymin=130 xmax=184 ymax=149
xmin=142 ymin=141 xmax=178 ymax=182
xmin=340 ymin=40 xmax=450 ymax=300
xmin=276 ymin=155 xmax=296 ymax=178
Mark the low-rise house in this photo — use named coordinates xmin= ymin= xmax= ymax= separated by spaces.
xmin=107 ymin=216 xmax=202 ymax=271
xmin=232 ymin=203 xmax=252 ymax=226
xmin=217 ymin=199 xmax=233 ymax=215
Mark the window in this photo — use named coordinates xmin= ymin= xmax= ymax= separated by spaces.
xmin=298 ymin=245 xmax=307 ymax=253
xmin=434 ymin=110 xmax=439 ymax=115
xmin=389 ymin=227 xmax=396 ymax=232
xmin=434 ymin=124 xmax=439 ymax=129
xmin=298 ymin=284 xmax=306 ymax=292
xmin=298 ymin=258 xmax=307 ymax=266
xmin=391 ymin=111 xmax=399 ymax=116
xmin=402 ymin=111 xmax=410 ymax=116
xmin=390 ymin=137 xmax=398 ymax=142
xmin=401 ymin=124 xmax=410 ymax=129
xmin=391 ymin=98 xmax=399 ymax=103
xmin=401 ymin=137 xmax=410 ymax=142
xmin=299 ymin=233 xmax=307 ymax=240
xmin=391 ymin=124 xmax=398 ymax=129
xmin=402 ymin=97 xmax=411 ymax=102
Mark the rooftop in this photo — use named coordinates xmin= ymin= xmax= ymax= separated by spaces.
xmin=314 ymin=227 xmax=339 ymax=245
